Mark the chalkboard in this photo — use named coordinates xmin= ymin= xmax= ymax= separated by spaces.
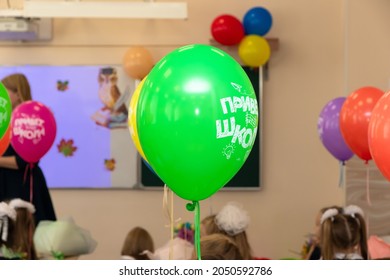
xmin=140 ymin=66 xmax=261 ymax=190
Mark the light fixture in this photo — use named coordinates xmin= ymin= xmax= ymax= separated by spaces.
xmin=0 ymin=1 xmax=188 ymax=20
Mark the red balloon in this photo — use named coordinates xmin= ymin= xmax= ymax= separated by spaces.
xmin=340 ymin=86 xmax=384 ymax=162
xmin=211 ymin=14 xmax=245 ymax=46
xmin=0 ymin=125 xmax=10 ymax=156
xmin=368 ymin=91 xmax=390 ymax=180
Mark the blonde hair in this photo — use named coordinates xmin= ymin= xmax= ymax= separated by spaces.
xmin=121 ymin=227 xmax=154 ymax=260
xmin=201 ymin=214 xmax=253 ymax=260
xmin=199 ymin=233 xmax=243 ymax=260
xmin=201 ymin=215 xmax=222 ymax=235
xmin=1 ymin=73 xmax=32 ymax=105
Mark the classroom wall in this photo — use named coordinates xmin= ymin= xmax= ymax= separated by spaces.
xmin=0 ymin=0 xmax=360 ymax=259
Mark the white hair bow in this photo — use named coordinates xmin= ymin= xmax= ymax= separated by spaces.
xmin=344 ymin=205 xmax=364 ymax=218
xmin=9 ymin=198 xmax=36 ymax=214
xmin=320 ymin=208 xmax=339 ymax=224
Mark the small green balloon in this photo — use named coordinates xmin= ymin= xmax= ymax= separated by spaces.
xmin=137 ymin=44 xmax=258 ymax=201
xmin=0 ymin=82 xmax=12 ymax=139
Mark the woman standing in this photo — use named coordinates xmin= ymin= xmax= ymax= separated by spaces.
xmin=0 ymin=73 xmax=56 ymax=225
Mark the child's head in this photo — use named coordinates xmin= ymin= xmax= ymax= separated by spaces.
xmin=200 ymin=202 xmax=252 ymax=259
xmin=0 ymin=199 xmax=37 ymax=259
xmin=320 ymin=205 xmax=368 ymax=260
xmin=196 ymin=233 xmax=243 ymax=260
xmin=121 ymin=227 xmax=154 ymax=260
xmin=1 ymin=73 xmax=32 ymax=108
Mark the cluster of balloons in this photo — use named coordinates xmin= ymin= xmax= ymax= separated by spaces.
xmin=317 ymin=86 xmax=390 ymax=182
xmin=128 ymin=44 xmax=259 ymax=202
xmin=0 ymin=82 xmax=57 ymax=164
xmin=210 ymin=7 xmax=272 ymax=67
xmin=122 ymin=46 xmax=154 ymax=80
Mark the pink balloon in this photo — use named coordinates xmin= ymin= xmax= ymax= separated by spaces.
xmin=11 ymin=101 xmax=57 ymax=163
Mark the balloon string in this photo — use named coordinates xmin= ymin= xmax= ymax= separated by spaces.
xmin=365 ymin=162 xmax=372 ymax=206
xmin=23 ymin=163 xmax=34 ymax=203
xmin=186 ymin=201 xmax=201 ymax=260
xmin=338 ymin=161 xmax=345 ymax=188
xmin=162 ymin=185 xmax=178 ymax=260
xmin=29 ymin=163 xmax=34 ymax=203
xmin=169 ymin=188 xmax=173 ymax=260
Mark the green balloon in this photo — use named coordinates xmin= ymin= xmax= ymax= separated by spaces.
xmin=137 ymin=44 xmax=258 ymax=201
xmin=0 ymin=82 xmax=12 ymax=139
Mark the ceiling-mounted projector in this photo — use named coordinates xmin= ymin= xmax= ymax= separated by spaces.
xmin=0 ymin=18 xmax=51 ymax=41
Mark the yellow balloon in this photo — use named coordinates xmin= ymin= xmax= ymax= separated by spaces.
xmin=238 ymin=35 xmax=271 ymax=67
xmin=128 ymin=77 xmax=147 ymax=160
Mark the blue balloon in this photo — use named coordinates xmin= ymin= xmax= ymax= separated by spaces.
xmin=243 ymin=7 xmax=273 ymax=36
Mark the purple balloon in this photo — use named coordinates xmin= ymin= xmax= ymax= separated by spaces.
xmin=318 ymin=97 xmax=354 ymax=162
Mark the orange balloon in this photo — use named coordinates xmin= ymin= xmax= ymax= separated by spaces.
xmin=122 ymin=47 xmax=154 ymax=80
xmin=340 ymin=86 xmax=384 ymax=162
xmin=0 ymin=124 xmax=11 ymax=156
xmin=368 ymin=91 xmax=390 ymax=180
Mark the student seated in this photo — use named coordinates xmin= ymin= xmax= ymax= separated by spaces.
xmin=320 ymin=205 xmax=368 ymax=260
xmin=121 ymin=226 xmax=154 ymax=260
xmin=302 ymin=205 xmax=343 ymax=260
xmin=200 ymin=202 xmax=254 ymax=259
xmin=0 ymin=199 xmax=37 ymax=259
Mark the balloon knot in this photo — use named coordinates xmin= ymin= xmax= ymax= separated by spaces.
xmin=186 ymin=201 xmax=197 ymax=212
